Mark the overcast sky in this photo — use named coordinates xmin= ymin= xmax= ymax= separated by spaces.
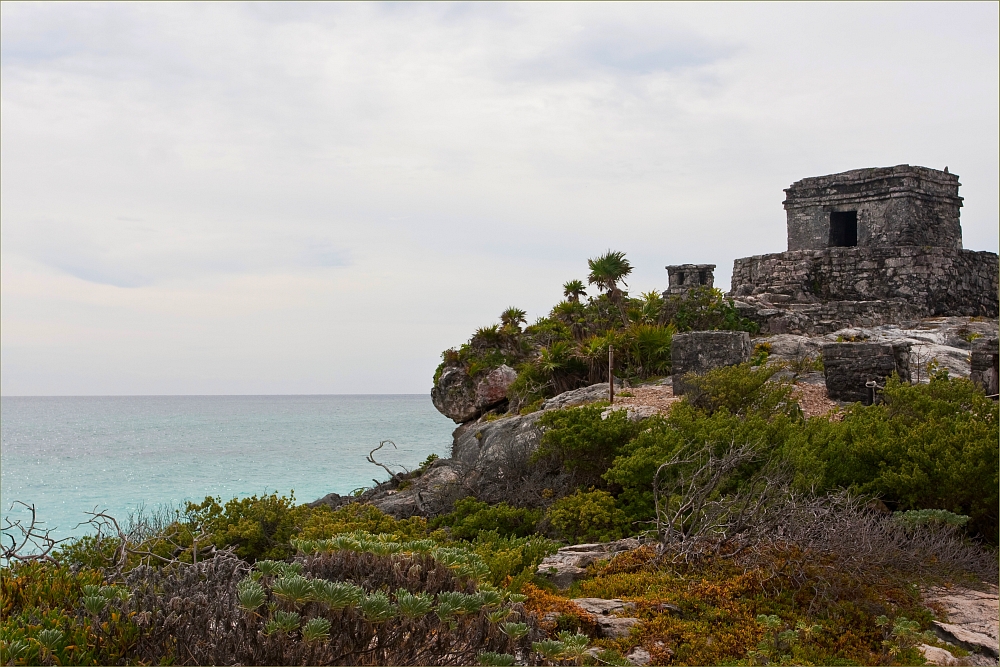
xmin=2 ymin=2 xmax=997 ymax=396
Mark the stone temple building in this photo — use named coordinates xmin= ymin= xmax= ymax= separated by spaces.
xmin=729 ymin=165 xmax=999 ymax=334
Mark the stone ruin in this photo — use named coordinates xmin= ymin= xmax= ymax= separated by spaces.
xmin=970 ymin=337 xmax=999 ymax=397
xmin=671 ymin=331 xmax=751 ymax=395
xmin=729 ymin=165 xmax=999 ymax=335
xmin=666 ymin=264 xmax=715 ymax=294
xmin=821 ymin=341 xmax=911 ymax=402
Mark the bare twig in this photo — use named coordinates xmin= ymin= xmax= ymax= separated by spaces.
xmin=1 ymin=501 xmax=69 ymax=566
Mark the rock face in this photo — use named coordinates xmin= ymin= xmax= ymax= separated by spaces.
xmin=571 ymin=598 xmax=641 ymax=639
xmin=431 ymin=364 xmax=517 ymax=424
xmin=970 ymin=337 xmax=999 ymax=396
xmin=536 ymin=539 xmax=641 ymax=589
xmin=671 ymin=331 xmax=752 ymax=395
xmin=822 ymin=341 xmax=911 ymax=402
xmin=925 ymin=585 xmax=999 ymax=661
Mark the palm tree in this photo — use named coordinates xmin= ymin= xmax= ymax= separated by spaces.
xmin=500 ymin=307 xmax=527 ymax=331
xmin=587 ymin=250 xmax=633 ymax=327
xmin=562 ymin=280 xmax=587 ymax=303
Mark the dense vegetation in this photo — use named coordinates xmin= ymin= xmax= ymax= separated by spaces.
xmin=3 ymin=250 xmax=996 ymax=665
xmin=435 ymin=251 xmax=757 ymax=411
xmin=4 ymin=366 xmax=995 ymax=665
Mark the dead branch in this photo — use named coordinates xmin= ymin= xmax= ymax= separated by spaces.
xmin=1 ymin=501 xmax=69 ymax=566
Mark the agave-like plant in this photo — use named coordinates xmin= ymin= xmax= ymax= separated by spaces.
xmin=501 ymin=621 xmax=529 ymax=640
xmin=479 ymin=589 xmax=503 ymax=608
xmin=325 ymin=535 xmax=360 ymax=551
xmin=486 ymin=608 xmax=511 ymax=624
xmin=264 ymin=610 xmax=301 ymax=636
xmin=81 ymin=584 xmax=102 ymax=597
xmin=237 ymin=579 xmax=267 ymax=612
xmin=506 ymin=593 xmax=528 ymax=604
xmin=312 ymin=580 xmax=363 ymax=610
xmin=367 ymin=540 xmax=402 ymax=556
xmin=82 ymin=595 xmax=108 ymax=616
xmin=458 ymin=559 xmax=491 ymax=582
xmin=0 ymin=639 xmax=29 ymax=664
xmin=533 ymin=639 xmax=566 ymax=661
xmin=557 ymin=631 xmax=590 ymax=663
xmin=458 ymin=592 xmax=485 ymax=615
xmin=402 ymin=539 xmax=436 ymax=554
xmin=36 ymin=628 xmax=64 ymax=652
xmin=291 ymin=538 xmax=321 ymax=555
xmin=359 ymin=591 xmax=396 ymax=623
xmin=479 ymin=651 xmax=516 ymax=666
xmin=271 ymin=575 xmax=314 ymax=607
xmin=254 ymin=560 xmax=284 ymax=577
xmin=301 ymin=617 xmax=331 ymax=642
xmin=396 ymin=589 xmax=434 ymax=619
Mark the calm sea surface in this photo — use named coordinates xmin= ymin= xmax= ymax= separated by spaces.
xmin=1 ymin=395 xmax=454 ymax=543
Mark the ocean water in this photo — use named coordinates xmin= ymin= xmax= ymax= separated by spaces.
xmin=0 ymin=395 xmax=455 ymax=543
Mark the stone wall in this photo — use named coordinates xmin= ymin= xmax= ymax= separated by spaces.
xmin=671 ymin=331 xmax=751 ymax=395
xmin=735 ymin=299 xmax=922 ymax=335
xmin=822 ymin=341 xmax=911 ymax=402
xmin=731 ymin=247 xmax=998 ymax=318
xmin=666 ymin=264 xmax=716 ymax=294
xmin=784 ymin=165 xmax=963 ymax=252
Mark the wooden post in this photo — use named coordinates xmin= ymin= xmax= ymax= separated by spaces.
xmin=609 ymin=345 xmax=615 ymax=404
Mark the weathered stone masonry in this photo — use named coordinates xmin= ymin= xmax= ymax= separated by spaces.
xmin=729 ymin=165 xmax=999 ymax=332
xmin=731 ymin=246 xmax=998 ymax=317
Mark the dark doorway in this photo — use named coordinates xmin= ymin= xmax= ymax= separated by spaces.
xmin=829 ymin=211 xmax=858 ymax=247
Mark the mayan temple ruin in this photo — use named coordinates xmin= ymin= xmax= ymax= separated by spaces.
xmin=728 ymin=165 xmax=999 ymax=334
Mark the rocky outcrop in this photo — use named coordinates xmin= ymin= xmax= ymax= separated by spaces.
xmin=921 ymin=585 xmax=999 ymax=666
xmin=431 ymin=364 xmax=517 ymax=423
xmin=970 ymin=337 xmax=999 ymax=396
xmin=571 ymin=598 xmax=641 ymax=638
xmin=536 ymin=539 xmax=642 ymax=589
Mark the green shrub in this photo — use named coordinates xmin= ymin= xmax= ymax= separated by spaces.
xmin=799 ymin=376 xmax=999 ymax=543
xmin=466 ymin=530 xmax=560 ymax=588
xmin=546 ymin=489 xmax=630 ymax=544
xmin=533 ymin=405 xmax=648 ymax=488
xmin=300 ymin=503 xmax=432 ymax=541
xmin=604 ymin=403 xmax=795 ymax=523
xmin=659 ymin=285 xmax=758 ymax=333
xmin=185 ymin=492 xmax=311 ymax=562
xmin=431 ymin=498 xmax=542 ymax=541
xmin=681 ymin=363 xmax=801 ymax=419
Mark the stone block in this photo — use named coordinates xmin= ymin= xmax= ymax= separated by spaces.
xmin=671 ymin=331 xmax=752 ymax=395
xmin=821 ymin=342 xmax=911 ymax=402
xmin=970 ymin=337 xmax=999 ymax=397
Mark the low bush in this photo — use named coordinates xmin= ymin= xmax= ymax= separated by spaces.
xmin=546 ymin=490 xmax=630 ymax=544
xmin=430 ymin=498 xmax=542 ymax=540
xmin=533 ymin=405 xmax=648 ymax=489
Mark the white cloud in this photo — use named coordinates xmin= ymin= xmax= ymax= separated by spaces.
xmin=2 ymin=2 xmax=997 ymax=394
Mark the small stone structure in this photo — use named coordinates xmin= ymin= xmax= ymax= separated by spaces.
xmin=730 ymin=165 xmax=999 ymax=334
xmin=784 ymin=165 xmax=963 ymax=251
xmin=666 ymin=264 xmax=715 ymax=294
xmin=821 ymin=341 xmax=911 ymax=402
xmin=970 ymin=337 xmax=999 ymax=397
xmin=671 ymin=331 xmax=751 ymax=395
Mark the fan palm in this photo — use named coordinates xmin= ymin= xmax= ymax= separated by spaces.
xmin=587 ymin=251 xmax=632 ymax=327
xmin=500 ymin=307 xmax=527 ymax=330
xmin=562 ymin=279 xmax=587 ymax=303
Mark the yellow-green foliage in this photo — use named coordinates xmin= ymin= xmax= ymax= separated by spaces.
xmin=1 ymin=563 xmax=138 ymax=666
xmin=466 ymin=531 xmax=559 ymax=589
xmin=546 ymin=489 xmax=630 ymax=544
xmin=185 ymin=492 xmax=312 ymax=562
xmin=300 ymin=503 xmax=433 ymax=541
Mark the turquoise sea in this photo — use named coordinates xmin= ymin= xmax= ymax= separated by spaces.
xmin=0 ymin=395 xmax=454 ymax=543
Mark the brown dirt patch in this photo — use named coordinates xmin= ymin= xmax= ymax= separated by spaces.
xmin=614 ymin=385 xmax=680 ymax=414
xmin=792 ymin=382 xmax=841 ymax=419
